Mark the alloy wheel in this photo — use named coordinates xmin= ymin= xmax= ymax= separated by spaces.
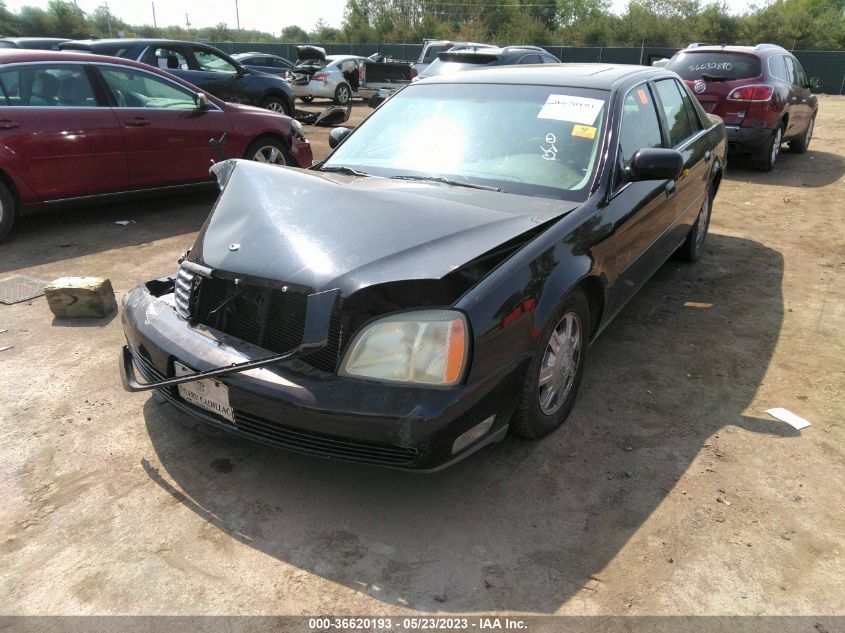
xmin=538 ymin=312 xmax=582 ymax=415
xmin=252 ymin=145 xmax=288 ymax=165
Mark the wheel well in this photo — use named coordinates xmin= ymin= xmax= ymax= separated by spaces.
xmin=244 ymin=133 xmax=291 ymax=158
xmin=261 ymin=91 xmax=293 ymax=114
xmin=0 ymin=168 xmax=21 ymax=216
xmin=575 ymin=276 xmax=605 ymax=341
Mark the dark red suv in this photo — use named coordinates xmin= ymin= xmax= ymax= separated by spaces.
xmin=665 ymin=44 xmax=818 ymax=171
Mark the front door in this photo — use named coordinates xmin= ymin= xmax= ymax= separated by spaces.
xmin=95 ymin=64 xmax=231 ymax=188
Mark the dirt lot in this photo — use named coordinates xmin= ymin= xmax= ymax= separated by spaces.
xmin=1 ymin=98 xmax=843 ymax=617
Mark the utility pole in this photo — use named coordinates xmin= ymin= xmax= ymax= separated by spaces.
xmin=235 ymin=0 xmax=241 ymax=30
xmin=185 ymin=13 xmax=191 ymax=28
xmin=105 ymin=0 xmax=113 ymax=37
xmin=151 ymin=1 xmax=157 ymax=28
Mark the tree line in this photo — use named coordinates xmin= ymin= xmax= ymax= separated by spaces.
xmin=0 ymin=0 xmax=842 ymax=50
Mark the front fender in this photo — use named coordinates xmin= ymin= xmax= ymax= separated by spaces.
xmin=456 ymin=210 xmax=597 ymax=384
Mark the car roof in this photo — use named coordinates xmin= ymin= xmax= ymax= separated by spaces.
xmin=0 ymin=48 xmax=127 ymax=64
xmin=677 ymin=44 xmax=788 ymax=57
xmin=62 ymin=38 xmax=219 ymax=50
xmin=418 ymin=63 xmax=670 ymax=91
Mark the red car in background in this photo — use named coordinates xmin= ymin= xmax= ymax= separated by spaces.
xmin=665 ymin=44 xmax=818 ymax=171
xmin=0 ymin=49 xmax=312 ymax=241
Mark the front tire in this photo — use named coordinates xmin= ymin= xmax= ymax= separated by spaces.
xmin=751 ymin=124 xmax=783 ymax=172
xmin=676 ymin=185 xmax=713 ymax=263
xmin=261 ymin=95 xmax=292 ymax=116
xmin=0 ymin=180 xmax=16 ymax=242
xmin=789 ymin=114 xmax=815 ymax=154
xmin=511 ymin=290 xmax=590 ymax=439
xmin=334 ymin=83 xmax=351 ymax=105
xmin=244 ymin=136 xmax=293 ymax=166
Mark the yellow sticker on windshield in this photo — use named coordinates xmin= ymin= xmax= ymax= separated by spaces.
xmin=572 ymin=125 xmax=597 ymax=140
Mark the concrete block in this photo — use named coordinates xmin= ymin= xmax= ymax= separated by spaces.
xmin=45 ymin=277 xmax=117 ymax=319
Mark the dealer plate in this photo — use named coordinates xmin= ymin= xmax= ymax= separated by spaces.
xmin=174 ymin=361 xmax=234 ymax=422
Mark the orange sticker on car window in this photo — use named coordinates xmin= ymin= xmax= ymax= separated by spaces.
xmin=571 ymin=125 xmax=597 ymax=140
xmin=637 ymin=89 xmax=649 ymax=105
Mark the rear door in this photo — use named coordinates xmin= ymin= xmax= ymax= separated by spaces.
xmin=783 ymin=56 xmax=812 ymax=135
xmin=652 ymin=78 xmax=710 ymax=254
xmin=0 ymin=61 xmax=127 ymax=201
xmin=94 ymin=63 xmax=231 ymax=188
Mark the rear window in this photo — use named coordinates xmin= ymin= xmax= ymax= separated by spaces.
xmin=666 ymin=51 xmax=762 ymax=81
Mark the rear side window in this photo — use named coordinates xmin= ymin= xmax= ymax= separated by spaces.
xmin=666 ymin=51 xmax=762 ymax=81
xmin=654 ymin=79 xmax=695 ymax=147
xmin=768 ymin=55 xmax=788 ymax=82
xmin=619 ymin=84 xmax=663 ymax=164
xmin=518 ymin=54 xmax=541 ymax=64
xmin=0 ymin=64 xmax=97 ymax=107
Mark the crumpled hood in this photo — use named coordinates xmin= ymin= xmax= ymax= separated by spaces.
xmin=190 ymin=160 xmax=579 ymax=296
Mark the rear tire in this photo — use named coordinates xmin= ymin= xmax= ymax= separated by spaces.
xmin=334 ymin=83 xmax=351 ymax=105
xmin=789 ymin=114 xmax=815 ymax=154
xmin=0 ymin=180 xmax=16 ymax=243
xmin=510 ymin=290 xmax=590 ymax=439
xmin=751 ymin=124 xmax=783 ymax=172
xmin=244 ymin=136 xmax=293 ymax=166
xmin=676 ymin=185 xmax=713 ymax=263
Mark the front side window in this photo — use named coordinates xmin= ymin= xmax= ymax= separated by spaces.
xmin=0 ymin=64 xmax=96 ymax=107
xmin=194 ymin=50 xmax=237 ymax=74
xmin=619 ymin=84 xmax=663 ymax=164
xmin=791 ymin=57 xmax=808 ymax=86
xmin=99 ymin=66 xmax=198 ymax=109
xmin=654 ymin=79 xmax=694 ymax=147
xmin=323 ymin=83 xmax=609 ymax=200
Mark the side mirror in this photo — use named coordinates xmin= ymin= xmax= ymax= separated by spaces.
xmin=236 ymin=64 xmax=247 ymax=77
xmin=626 ymin=148 xmax=684 ymax=182
xmin=808 ymin=76 xmax=822 ymax=91
xmin=328 ymin=127 xmax=351 ymax=149
xmin=195 ymin=92 xmax=210 ymax=110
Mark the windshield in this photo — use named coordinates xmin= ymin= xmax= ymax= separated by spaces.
xmin=666 ymin=51 xmax=762 ymax=81
xmin=322 ymin=83 xmax=608 ymax=201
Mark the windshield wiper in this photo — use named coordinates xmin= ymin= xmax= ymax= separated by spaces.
xmin=701 ymin=73 xmax=731 ymax=82
xmin=319 ymin=165 xmax=371 ymax=177
xmin=390 ymin=175 xmax=501 ymax=192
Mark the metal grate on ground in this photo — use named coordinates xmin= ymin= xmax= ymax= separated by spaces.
xmin=0 ymin=275 xmax=47 ymax=305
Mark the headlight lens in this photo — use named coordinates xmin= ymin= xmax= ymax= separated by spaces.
xmin=289 ymin=118 xmax=305 ymax=138
xmin=339 ymin=310 xmax=469 ymax=385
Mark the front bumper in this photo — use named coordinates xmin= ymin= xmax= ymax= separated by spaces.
xmin=120 ymin=280 xmax=522 ymax=471
xmin=290 ymin=136 xmax=313 ymax=168
xmin=725 ymin=125 xmax=773 ymax=154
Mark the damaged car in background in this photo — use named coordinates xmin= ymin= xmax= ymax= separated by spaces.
xmin=120 ymin=64 xmax=726 ymax=471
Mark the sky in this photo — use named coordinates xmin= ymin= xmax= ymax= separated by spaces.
xmin=4 ymin=0 xmax=756 ymax=33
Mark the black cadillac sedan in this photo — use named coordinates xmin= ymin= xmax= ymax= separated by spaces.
xmin=120 ymin=64 xmax=726 ymax=471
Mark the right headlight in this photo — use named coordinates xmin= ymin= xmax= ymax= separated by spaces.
xmin=339 ymin=310 xmax=469 ymax=386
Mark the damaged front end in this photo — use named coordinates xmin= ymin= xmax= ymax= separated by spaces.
xmin=119 ymin=159 xmax=577 ymax=468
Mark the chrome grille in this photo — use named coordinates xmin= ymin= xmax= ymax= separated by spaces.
xmin=174 ymin=265 xmax=194 ymax=319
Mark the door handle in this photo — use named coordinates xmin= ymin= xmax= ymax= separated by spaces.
xmin=704 ymin=150 xmax=711 ymax=163
xmin=125 ymin=117 xmax=150 ymax=127
xmin=665 ymin=180 xmax=677 ymax=199
xmin=0 ymin=119 xmax=19 ymax=130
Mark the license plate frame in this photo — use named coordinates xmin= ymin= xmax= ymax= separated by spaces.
xmin=173 ymin=361 xmax=235 ymax=423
